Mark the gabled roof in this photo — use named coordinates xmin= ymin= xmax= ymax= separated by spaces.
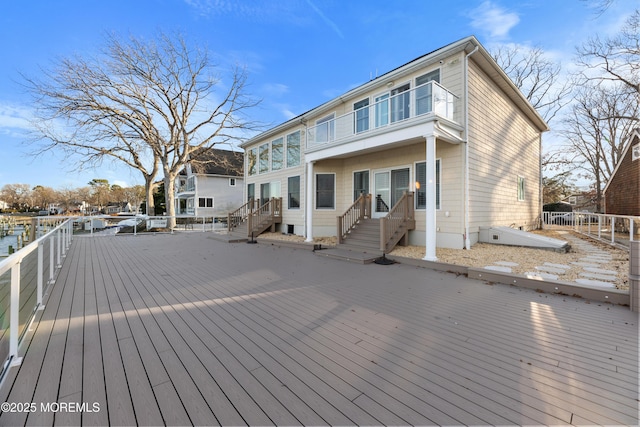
xmin=603 ymin=128 xmax=640 ymax=194
xmin=183 ymin=148 xmax=244 ymax=177
xmin=242 ymin=35 xmax=548 ymax=148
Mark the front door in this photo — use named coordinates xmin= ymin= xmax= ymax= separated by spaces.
xmin=372 ymin=168 xmax=410 ymax=218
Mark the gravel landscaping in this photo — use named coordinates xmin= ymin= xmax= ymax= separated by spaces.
xmin=258 ymin=229 xmax=630 ymax=290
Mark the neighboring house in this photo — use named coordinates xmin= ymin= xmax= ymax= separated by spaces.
xmin=240 ymin=36 xmax=547 ymax=260
xmin=174 ymin=148 xmax=244 ymax=217
xmin=105 ymin=202 xmax=133 ymax=215
xmin=604 ymin=128 xmax=640 ymax=216
xmin=0 ymin=200 xmax=8 ymax=211
xmin=561 ymin=190 xmax=599 ymax=213
xmin=47 ymin=203 xmax=65 ymax=215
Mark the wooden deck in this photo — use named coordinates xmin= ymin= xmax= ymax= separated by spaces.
xmin=0 ymin=232 xmax=637 ymax=426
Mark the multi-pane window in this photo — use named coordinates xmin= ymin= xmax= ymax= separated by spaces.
xmin=354 ymin=99 xmax=369 ymax=133
xmin=316 ymin=173 xmax=335 ymax=209
xmin=416 ymin=69 xmax=440 ymax=116
xmin=271 ymin=137 xmax=283 ymax=171
xmin=353 ymin=170 xmax=369 ymax=201
xmin=286 ymin=131 xmax=300 ymax=167
xmin=390 ymin=83 xmax=410 ymax=123
xmin=229 ymin=178 xmax=236 ymax=186
xmin=248 ymin=148 xmax=257 ymax=176
xmin=259 ymin=143 xmax=269 ymax=173
xmin=315 ymin=114 xmax=335 ymax=143
xmin=186 ymin=176 xmax=195 ymax=191
xmin=375 ymin=93 xmax=389 ymax=127
xmin=288 ymin=176 xmax=300 ymax=209
xmin=415 ymin=160 xmax=441 ymax=210
xmin=517 ymin=176 xmax=525 ymax=201
xmin=198 ymin=197 xmax=213 ymax=208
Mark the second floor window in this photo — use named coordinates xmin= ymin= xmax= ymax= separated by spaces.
xmin=354 ymin=99 xmax=369 ymax=133
xmin=272 ymin=137 xmax=283 ymax=171
xmin=315 ymin=114 xmax=335 ymax=143
xmin=259 ymin=143 xmax=269 ymax=173
xmin=287 ymin=131 xmax=300 ymax=167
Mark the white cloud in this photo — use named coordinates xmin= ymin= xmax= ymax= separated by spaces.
xmin=0 ymin=103 xmax=32 ymax=133
xmin=261 ymin=83 xmax=289 ymax=97
xmin=469 ymin=1 xmax=520 ymax=40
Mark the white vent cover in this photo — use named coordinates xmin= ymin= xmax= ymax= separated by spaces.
xmin=632 ymin=143 xmax=640 ymax=161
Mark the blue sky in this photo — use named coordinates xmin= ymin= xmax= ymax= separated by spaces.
xmin=0 ymin=0 xmax=636 ymax=189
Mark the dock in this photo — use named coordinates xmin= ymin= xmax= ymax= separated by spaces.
xmin=0 ymin=232 xmax=637 ymax=425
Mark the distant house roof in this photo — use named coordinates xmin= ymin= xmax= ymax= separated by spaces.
xmin=183 ymin=148 xmax=244 ymax=177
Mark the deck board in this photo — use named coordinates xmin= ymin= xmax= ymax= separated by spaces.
xmin=0 ymin=232 xmax=637 ymax=426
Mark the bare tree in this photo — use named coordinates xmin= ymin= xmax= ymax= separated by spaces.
xmin=560 ymin=82 xmax=639 ymax=211
xmin=24 ymin=31 xmax=260 ymax=221
xmin=576 ymin=9 xmax=640 ymax=94
xmin=0 ymin=184 xmax=31 ymax=211
xmin=491 ymin=44 xmax=572 ymax=124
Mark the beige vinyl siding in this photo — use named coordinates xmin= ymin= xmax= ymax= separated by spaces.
xmin=310 ymin=141 xmax=465 ymax=237
xmin=467 ymin=60 xmax=541 ymax=233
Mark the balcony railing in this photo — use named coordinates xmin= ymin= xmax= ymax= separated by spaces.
xmin=0 ymin=219 xmax=73 ymax=378
xmin=307 ymin=81 xmax=458 ymax=149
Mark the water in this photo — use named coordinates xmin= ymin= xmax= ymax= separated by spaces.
xmin=0 ymin=226 xmax=25 ymax=257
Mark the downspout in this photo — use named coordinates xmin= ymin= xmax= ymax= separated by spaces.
xmin=464 ymin=45 xmax=479 ymax=250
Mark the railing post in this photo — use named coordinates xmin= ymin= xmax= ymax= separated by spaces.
xmin=379 ymin=218 xmax=386 ymax=252
xmin=631 ymin=219 xmax=635 ymax=242
xmin=49 ymin=232 xmax=55 ymax=284
xmin=9 ymin=261 xmax=23 ymax=367
xmin=630 ymin=241 xmax=640 ymax=312
xmin=37 ymin=241 xmax=44 ymax=309
xmin=56 ymin=229 xmax=62 ymax=268
xmin=611 ymin=216 xmax=615 ymax=244
xmin=61 ymin=225 xmax=66 ymax=258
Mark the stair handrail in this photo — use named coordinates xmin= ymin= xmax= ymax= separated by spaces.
xmin=380 ymin=191 xmax=415 ymax=252
xmin=337 ymin=193 xmax=372 ymax=244
xmin=227 ymin=198 xmax=256 ymax=232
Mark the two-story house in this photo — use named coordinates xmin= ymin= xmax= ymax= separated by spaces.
xmin=239 ymin=36 xmax=547 ymax=260
xmin=175 ymin=148 xmax=244 ymax=217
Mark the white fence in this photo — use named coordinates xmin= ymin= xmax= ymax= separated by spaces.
xmin=0 ymin=219 xmax=73 ymax=379
xmin=543 ymin=211 xmax=639 ymax=247
xmin=68 ymin=215 xmax=229 ymax=235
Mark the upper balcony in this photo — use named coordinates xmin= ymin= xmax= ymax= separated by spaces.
xmin=306 ymin=80 xmax=460 ymax=154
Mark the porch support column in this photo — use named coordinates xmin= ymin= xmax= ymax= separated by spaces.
xmin=423 ymin=135 xmax=437 ymax=261
xmin=305 ymin=161 xmax=315 ymax=242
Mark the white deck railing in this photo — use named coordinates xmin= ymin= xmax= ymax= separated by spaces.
xmin=306 ymin=81 xmax=458 ymax=150
xmin=0 ymin=219 xmax=73 ymax=378
xmin=543 ymin=211 xmax=639 ymax=247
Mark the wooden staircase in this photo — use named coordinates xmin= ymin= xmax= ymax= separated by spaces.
xmin=337 ymin=192 xmax=415 ymax=255
xmin=227 ymin=198 xmax=282 ymax=239
xmin=339 ymin=218 xmax=382 ymax=253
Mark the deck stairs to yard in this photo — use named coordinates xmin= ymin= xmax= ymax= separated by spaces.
xmin=338 ymin=218 xmax=382 ymax=254
xmin=318 ymin=192 xmax=415 ymax=264
xmin=227 ymin=197 xmax=282 ymax=240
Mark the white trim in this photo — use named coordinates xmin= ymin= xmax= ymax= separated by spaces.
xmin=305 ymin=161 xmax=314 ymax=241
xmin=423 ymin=135 xmax=437 ymax=261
